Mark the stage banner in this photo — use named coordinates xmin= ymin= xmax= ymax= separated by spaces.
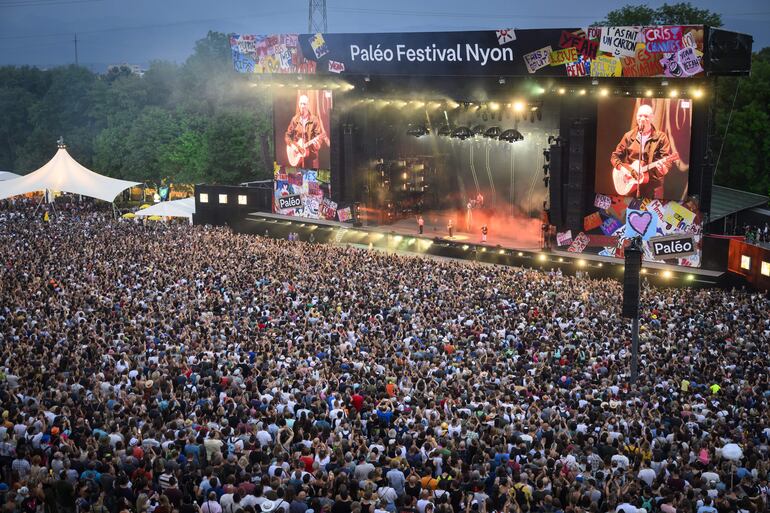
xmin=274 ymin=166 xmax=331 ymax=219
xmin=230 ymin=26 xmax=707 ymax=78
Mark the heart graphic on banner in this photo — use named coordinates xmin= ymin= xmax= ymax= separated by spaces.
xmin=628 ymin=211 xmax=652 ymax=235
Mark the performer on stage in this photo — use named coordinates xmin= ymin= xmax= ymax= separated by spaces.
xmin=481 ymin=224 xmax=488 ymax=243
xmin=285 ymin=94 xmax=328 ymax=169
xmin=447 ymin=219 xmax=454 ymax=238
xmin=417 ymin=215 xmax=424 ymax=235
xmin=610 ymin=104 xmax=673 ymax=199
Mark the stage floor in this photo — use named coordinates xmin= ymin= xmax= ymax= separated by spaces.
xmin=246 ymin=211 xmax=724 ymax=280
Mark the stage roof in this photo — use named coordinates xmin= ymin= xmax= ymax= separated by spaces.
xmin=710 ymin=186 xmax=768 ymax=222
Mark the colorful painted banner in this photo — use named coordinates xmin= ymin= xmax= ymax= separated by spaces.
xmin=337 ymin=206 xmax=353 ymax=222
xmin=550 ymin=47 xmax=578 ymax=65
xmin=523 ymin=46 xmax=552 ymax=73
xmin=556 ymin=229 xmax=573 ymax=246
xmin=590 ymin=54 xmax=622 ymax=77
xmin=594 ymin=193 xmax=612 ymax=210
xmin=567 ymin=232 xmax=590 ymax=253
xmin=625 ymin=208 xmax=658 ymax=240
xmin=584 ymin=212 xmax=603 ymax=231
xmin=599 ymin=26 xmax=641 ymax=57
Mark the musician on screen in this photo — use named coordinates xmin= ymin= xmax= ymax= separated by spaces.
xmin=285 ymin=94 xmax=328 ymax=169
xmin=610 ymin=104 xmax=677 ymax=199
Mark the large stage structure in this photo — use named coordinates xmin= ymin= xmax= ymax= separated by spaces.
xmin=194 ymin=25 xmax=761 ymax=286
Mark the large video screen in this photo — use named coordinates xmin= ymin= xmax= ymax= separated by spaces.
xmin=595 ymin=97 xmax=691 ymax=201
xmin=274 ymin=89 xmax=332 ymax=170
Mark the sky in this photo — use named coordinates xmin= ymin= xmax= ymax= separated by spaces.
xmin=0 ymin=0 xmax=767 ymax=70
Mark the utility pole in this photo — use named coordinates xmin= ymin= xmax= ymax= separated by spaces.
xmin=308 ymin=0 xmax=327 ymax=33
xmin=73 ymin=33 xmax=79 ymax=66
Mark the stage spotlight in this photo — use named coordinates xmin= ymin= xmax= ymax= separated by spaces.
xmin=663 ymin=270 xmax=672 ymax=279
xmin=462 ymin=244 xmax=469 ymax=250
xmin=534 ymin=86 xmax=546 ymax=95
xmin=579 ymin=89 xmax=586 ymax=95
xmin=577 ymin=259 xmax=586 ymax=267
xmin=484 ymin=126 xmax=501 ymax=139
xmin=645 ymin=89 xmax=654 ymax=97
xmin=490 ymin=102 xmax=500 ymax=111
xmin=669 ymin=89 xmax=679 ymax=97
xmin=692 ymin=89 xmax=704 ymax=99
xmin=513 ymin=101 xmax=525 ymax=112
xmin=538 ymin=254 xmax=547 ymax=261
xmin=518 ymin=252 xmax=524 ymax=256
xmin=600 ymin=88 xmax=609 ymax=96
xmin=450 ymin=126 xmax=472 ymax=140
xmin=558 ymin=87 xmax=566 ymax=95
xmin=543 ymin=149 xmax=550 ymax=162
xmin=558 ymin=257 xmax=564 ymax=262
xmin=499 ymin=129 xmax=523 ymax=142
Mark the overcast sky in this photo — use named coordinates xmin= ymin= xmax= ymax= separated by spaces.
xmin=0 ymin=0 xmax=767 ymax=70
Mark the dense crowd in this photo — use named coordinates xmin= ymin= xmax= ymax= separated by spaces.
xmin=0 ymin=202 xmax=768 ymax=513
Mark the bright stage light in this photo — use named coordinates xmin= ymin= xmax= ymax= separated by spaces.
xmin=687 ymin=274 xmax=695 ymax=281
xmin=579 ymin=89 xmax=586 ymax=95
xmin=577 ymin=259 xmax=586 ymax=267
xmin=558 ymin=88 xmax=566 ymax=95
xmin=538 ymin=254 xmax=547 ymax=261
xmin=669 ymin=89 xmax=679 ymax=97
xmin=490 ymin=102 xmax=500 ymax=111
xmin=645 ymin=89 xmax=653 ymax=97
xmin=462 ymin=244 xmax=469 ymax=250
xmin=641 ymin=268 xmax=647 ymax=274
xmin=481 ymin=247 xmax=487 ymax=252
xmin=692 ymin=89 xmax=704 ymax=99
xmin=513 ymin=101 xmax=525 ymax=112
xmin=518 ymin=252 xmax=524 ymax=257
xmin=600 ymin=88 xmax=609 ymax=96
xmin=558 ymin=257 xmax=564 ymax=262
xmin=499 ymin=249 xmax=505 ymax=254
xmin=663 ymin=270 xmax=672 ymax=278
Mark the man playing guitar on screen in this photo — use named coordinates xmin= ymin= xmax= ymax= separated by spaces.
xmin=610 ymin=104 xmax=676 ymax=199
xmin=285 ymin=94 xmax=329 ymax=168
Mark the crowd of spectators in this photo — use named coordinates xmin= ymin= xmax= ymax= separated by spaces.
xmin=0 ymin=202 xmax=768 ymax=513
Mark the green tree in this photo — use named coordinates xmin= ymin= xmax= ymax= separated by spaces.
xmin=204 ymin=111 xmax=259 ymax=184
xmin=595 ymin=2 xmax=722 ymax=26
xmin=713 ymin=50 xmax=770 ymax=195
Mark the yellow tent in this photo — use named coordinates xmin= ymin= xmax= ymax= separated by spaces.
xmin=147 ymin=215 xmax=163 ymax=221
xmin=139 ymin=203 xmax=152 ymax=210
xmin=121 ymin=212 xmax=136 ymax=219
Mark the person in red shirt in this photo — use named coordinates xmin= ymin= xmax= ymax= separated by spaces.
xmin=351 ymin=390 xmax=365 ymax=413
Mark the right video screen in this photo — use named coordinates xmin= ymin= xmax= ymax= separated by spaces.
xmin=595 ymin=97 xmax=691 ymax=201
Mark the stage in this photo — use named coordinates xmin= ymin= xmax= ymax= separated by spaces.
xmin=241 ymin=211 xmax=725 ymax=286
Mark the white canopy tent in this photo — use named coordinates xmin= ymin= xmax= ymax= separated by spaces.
xmin=134 ymin=197 xmax=195 ymax=221
xmin=0 ymin=171 xmax=21 ymax=181
xmin=0 ymin=145 xmax=139 ymax=202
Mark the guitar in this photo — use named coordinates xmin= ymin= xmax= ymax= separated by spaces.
xmin=612 ymin=152 xmax=679 ymax=195
xmin=287 ymin=134 xmax=328 ymax=166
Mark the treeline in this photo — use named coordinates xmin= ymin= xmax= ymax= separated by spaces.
xmin=0 ymin=32 xmax=274 ymax=185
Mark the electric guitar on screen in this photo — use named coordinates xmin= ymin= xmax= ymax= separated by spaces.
xmin=287 ymin=134 xmax=328 ymax=167
xmin=612 ymin=152 xmax=679 ymax=195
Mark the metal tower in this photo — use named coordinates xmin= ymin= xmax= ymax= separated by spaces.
xmin=308 ymin=0 xmax=327 ymax=33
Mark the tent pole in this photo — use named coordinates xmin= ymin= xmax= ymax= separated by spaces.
xmin=33 ymin=192 xmax=46 ymax=217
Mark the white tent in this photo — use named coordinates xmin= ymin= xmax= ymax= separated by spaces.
xmin=134 ymin=197 xmax=195 ymax=220
xmin=0 ymin=171 xmax=21 ymax=181
xmin=0 ymin=146 xmax=139 ymax=202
